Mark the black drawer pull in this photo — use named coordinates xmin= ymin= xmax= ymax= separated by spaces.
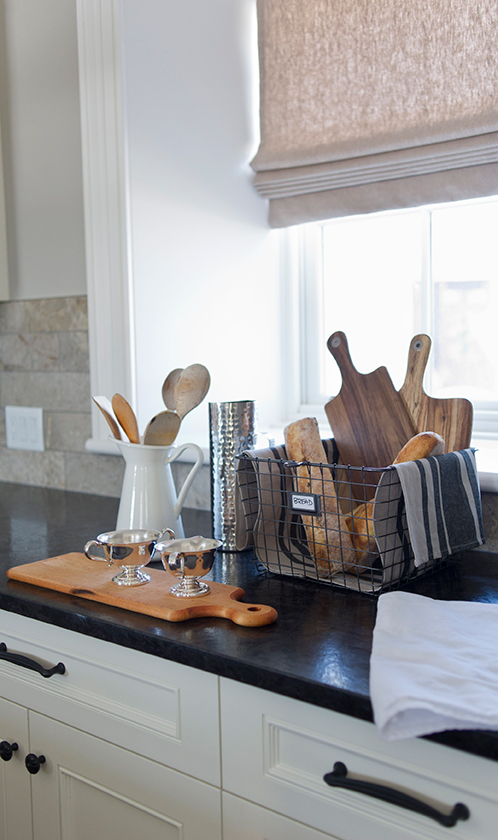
xmin=25 ymin=753 xmax=46 ymax=775
xmin=0 ymin=740 xmax=19 ymax=761
xmin=324 ymin=762 xmax=470 ymax=828
xmin=0 ymin=642 xmax=65 ymax=678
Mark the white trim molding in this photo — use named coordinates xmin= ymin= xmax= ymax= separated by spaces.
xmin=0 ymin=111 xmax=9 ymax=301
xmin=76 ymin=0 xmax=135 ymax=444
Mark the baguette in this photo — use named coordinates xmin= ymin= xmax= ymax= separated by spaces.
xmin=346 ymin=431 xmax=446 ymax=560
xmin=284 ymin=418 xmax=358 ymax=574
xmin=393 ymin=431 xmax=445 ymax=465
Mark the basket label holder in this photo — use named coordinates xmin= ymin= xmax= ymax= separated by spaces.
xmin=288 ymin=491 xmax=322 ymax=516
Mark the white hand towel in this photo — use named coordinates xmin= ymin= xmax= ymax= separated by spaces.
xmin=370 ymin=591 xmax=498 ymax=741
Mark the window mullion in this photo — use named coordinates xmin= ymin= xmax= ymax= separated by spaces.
xmin=420 ymin=209 xmax=433 ymax=393
xmin=301 ymin=223 xmax=323 ymax=406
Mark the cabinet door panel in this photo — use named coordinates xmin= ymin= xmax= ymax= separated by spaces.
xmin=0 ymin=697 xmax=32 ymax=840
xmin=29 ymin=712 xmax=222 ymax=840
xmin=59 ymin=775 xmax=182 ymax=840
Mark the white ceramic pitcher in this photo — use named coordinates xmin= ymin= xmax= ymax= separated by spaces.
xmin=114 ymin=439 xmax=203 ymax=538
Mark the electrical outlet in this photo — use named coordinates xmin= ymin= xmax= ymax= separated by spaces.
xmin=5 ymin=406 xmax=45 ymax=451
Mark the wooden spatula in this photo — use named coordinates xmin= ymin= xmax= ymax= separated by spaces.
xmin=92 ymin=396 xmax=124 ymax=440
xmin=324 ymin=331 xmax=416 ymax=477
xmin=399 ymin=334 xmax=473 ymax=452
xmin=111 ymin=394 xmax=140 ymax=444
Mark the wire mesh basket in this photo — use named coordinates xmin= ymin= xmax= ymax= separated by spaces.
xmin=235 ymin=440 xmax=456 ymax=595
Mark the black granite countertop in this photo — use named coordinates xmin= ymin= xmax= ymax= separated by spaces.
xmin=1 ymin=482 xmax=498 ymax=763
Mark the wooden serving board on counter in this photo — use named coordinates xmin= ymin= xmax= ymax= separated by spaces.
xmin=7 ymin=553 xmax=278 ymax=627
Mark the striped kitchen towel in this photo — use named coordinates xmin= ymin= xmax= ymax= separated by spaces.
xmin=393 ymin=449 xmax=485 ymax=568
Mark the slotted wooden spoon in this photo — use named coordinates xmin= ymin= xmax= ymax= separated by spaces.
xmin=111 ymin=394 xmax=140 ymax=444
xmin=399 ymin=334 xmax=473 ymax=452
xmin=324 ymin=332 xmax=416 ymax=491
xmin=174 ymin=364 xmax=211 ymax=420
xmin=143 ymin=410 xmax=181 ymax=446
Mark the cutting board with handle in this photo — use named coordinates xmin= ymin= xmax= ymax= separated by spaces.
xmin=399 ymin=334 xmax=473 ymax=452
xmin=7 ymin=553 xmax=277 ymax=627
xmin=324 ymin=331 xmax=416 ymax=476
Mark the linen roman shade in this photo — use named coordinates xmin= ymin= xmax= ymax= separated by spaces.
xmin=251 ymin=0 xmax=498 ymax=227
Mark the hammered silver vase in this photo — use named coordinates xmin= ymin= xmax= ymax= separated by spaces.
xmin=209 ymin=400 xmax=257 ymax=551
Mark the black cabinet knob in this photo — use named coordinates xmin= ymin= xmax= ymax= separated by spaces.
xmin=0 ymin=740 xmax=19 ymax=761
xmin=25 ymin=753 xmax=46 ymax=774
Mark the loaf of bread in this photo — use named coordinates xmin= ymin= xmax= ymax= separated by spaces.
xmin=346 ymin=431 xmax=446 ymax=561
xmin=392 ymin=431 xmax=445 ymax=464
xmin=284 ymin=417 xmax=358 ymax=574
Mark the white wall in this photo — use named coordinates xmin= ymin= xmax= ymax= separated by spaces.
xmin=1 ymin=0 xmax=86 ymax=299
xmin=121 ymin=0 xmax=282 ymax=448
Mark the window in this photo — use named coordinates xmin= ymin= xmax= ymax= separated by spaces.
xmin=297 ymin=195 xmax=498 ymax=440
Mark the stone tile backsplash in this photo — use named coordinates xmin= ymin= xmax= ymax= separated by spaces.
xmin=0 ymin=295 xmax=211 ymax=509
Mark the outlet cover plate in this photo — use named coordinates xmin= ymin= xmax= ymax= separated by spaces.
xmin=5 ymin=406 xmax=45 ymax=451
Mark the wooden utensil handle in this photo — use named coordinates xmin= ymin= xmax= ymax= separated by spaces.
xmin=399 ymin=334 xmax=431 ymax=423
xmin=326 ymin=331 xmax=358 ymax=378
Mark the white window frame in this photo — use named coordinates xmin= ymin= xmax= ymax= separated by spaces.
xmin=287 ymin=202 xmax=498 ymax=443
xmin=0 ymin=110 xmax=9 ymax=301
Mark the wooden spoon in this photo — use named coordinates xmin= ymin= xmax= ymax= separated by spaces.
xmin=161 ymin=368 xmax=183 ymax=410
xmin=111 ymin=394 xmax=140 ymax=444
xmin=143 ymin=410 xmax=181 ymax=446
xmin=92 ymin=396 xmax=124 ymax=440
xmin=174 ymin=364 xmax=211 ymax=420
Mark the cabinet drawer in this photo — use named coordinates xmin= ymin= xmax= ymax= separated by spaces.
xmin=223 ymin=792 xmax=338 ymax=839
xmin=0 ymin=612 xmax=220 ymax=785
xmin=220 ymin=678 xmax=498 ymax=840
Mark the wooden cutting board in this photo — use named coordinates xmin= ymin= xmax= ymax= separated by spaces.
xmin=7 ymin=553 xmax=278 ymax=627
xmin=399 ymin=334 xmax=473 ymax=452
xmin=324 ymin=331 xmax=416 ymax=474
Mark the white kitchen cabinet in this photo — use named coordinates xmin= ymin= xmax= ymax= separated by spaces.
xmin=28 ymin=711 xmax=221 ymax=840
xmin=0 ymin=698 xmax=221 ymax=840
xmin=2 ymin=610 xmax=498 ymax=840
xmin=0 ymin=696 xmax=32 ymax=840
xmin=0 ymin=612 xmax=222 ymax=840
xmin=220 ymin=677 xmax=498 ymax=840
